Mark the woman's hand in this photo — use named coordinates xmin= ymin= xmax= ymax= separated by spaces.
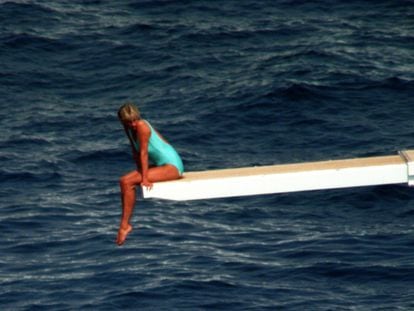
xmin=141 ymin=179 xmax=153 ymax=191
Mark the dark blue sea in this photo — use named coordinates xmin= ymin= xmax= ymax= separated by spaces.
xmin=1 ymin=0 xmax=414 ymax=309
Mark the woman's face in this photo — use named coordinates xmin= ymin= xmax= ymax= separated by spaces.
xmin=123 ymin=119 xmax=138 ymax=129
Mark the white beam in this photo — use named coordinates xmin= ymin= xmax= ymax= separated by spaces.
xmin=141 ymin=150 xmax=414 ymax=201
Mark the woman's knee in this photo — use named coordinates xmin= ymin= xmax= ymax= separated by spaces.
xmin=119 ymin=172 xmax=141 ymax=191
xmin=119 ymin=175 xmax=133 ymax=191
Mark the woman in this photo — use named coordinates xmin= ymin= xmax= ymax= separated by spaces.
xmin=117 ymin=103 xmax=184 ymax=245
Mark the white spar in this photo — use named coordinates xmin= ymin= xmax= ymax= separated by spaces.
xmin=141 ymin=150 xmax=414 ymax=201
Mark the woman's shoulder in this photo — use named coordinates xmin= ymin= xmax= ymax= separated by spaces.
xmin=136 ymin=119 xmax=147 ymax=126
xmin=135 ymin=119 xmax=151 ymax=134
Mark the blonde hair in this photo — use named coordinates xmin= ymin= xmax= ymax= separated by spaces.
xmin=118 ymin=102 xmax=141 ymax=123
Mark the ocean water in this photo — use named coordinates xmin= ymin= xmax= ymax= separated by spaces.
xmin=1 ymin=0 xmax=414 ymax=309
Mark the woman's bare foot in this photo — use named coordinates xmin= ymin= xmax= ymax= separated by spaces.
xmin=116 ymin=224 xmax=133 ymax=246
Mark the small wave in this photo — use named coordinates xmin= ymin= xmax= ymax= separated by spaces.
xmin=175 ymin=18 xmax=319 ymax=44
xmin=69 ymin=149 xmax=127 ymax=164
xmin=2 ymin=136 xmax=52 ymax=148
xmin=398 ymin=209 xmax=414 ymax=218
xmin=261 ymin=83 xmax=331 ymax=102
xmin=328 ymin=76 xmax=414 ymax=92
xmin=106 ymin=290 xmax=166 ymax=302
xmin=304 ymin=262 xmax=414 ymax=282
xmin=118 ymin=22 xmax=159 ymax=35
xmin=0 ymin=1 xmax=62 ymax=41
xmin=0 ymin=169 xmax=62 ymax=183
xmin=361 ymin=77 xmax=414 ymax=91
xmin=128 ymin=0 xmax=191 ymax=10
xmin=0 ymin=1 xmax=57 ymax=16
xmin=183 ymin=28 xmax=252 ymax=42
xmin=2 ymin=32 xmax=73 ymax=52
xmin=4 ymin=241 xmax=45 ymax=255
xmin=178 ymin=279 xmax=237 ymax=291
xmin=282 ymin=48 xmax=342 ymax=63
xmin=280 ymin=83 xmax=318 ymax=100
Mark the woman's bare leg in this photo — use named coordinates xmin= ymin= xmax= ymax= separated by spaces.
xmin=117 ymin=170 xmax=141 ymax=245
xmin=116 ymin=164 xmax=181 ymax=245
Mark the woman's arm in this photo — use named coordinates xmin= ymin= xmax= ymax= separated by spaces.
xmin=123 ymin=125 xmax=140 ymax=169
xmin=135 ymin=120 xmax=153 ymax=189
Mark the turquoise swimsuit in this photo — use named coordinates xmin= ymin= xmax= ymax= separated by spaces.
xmin=128 ymin=120 xmax=184 ymax=175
